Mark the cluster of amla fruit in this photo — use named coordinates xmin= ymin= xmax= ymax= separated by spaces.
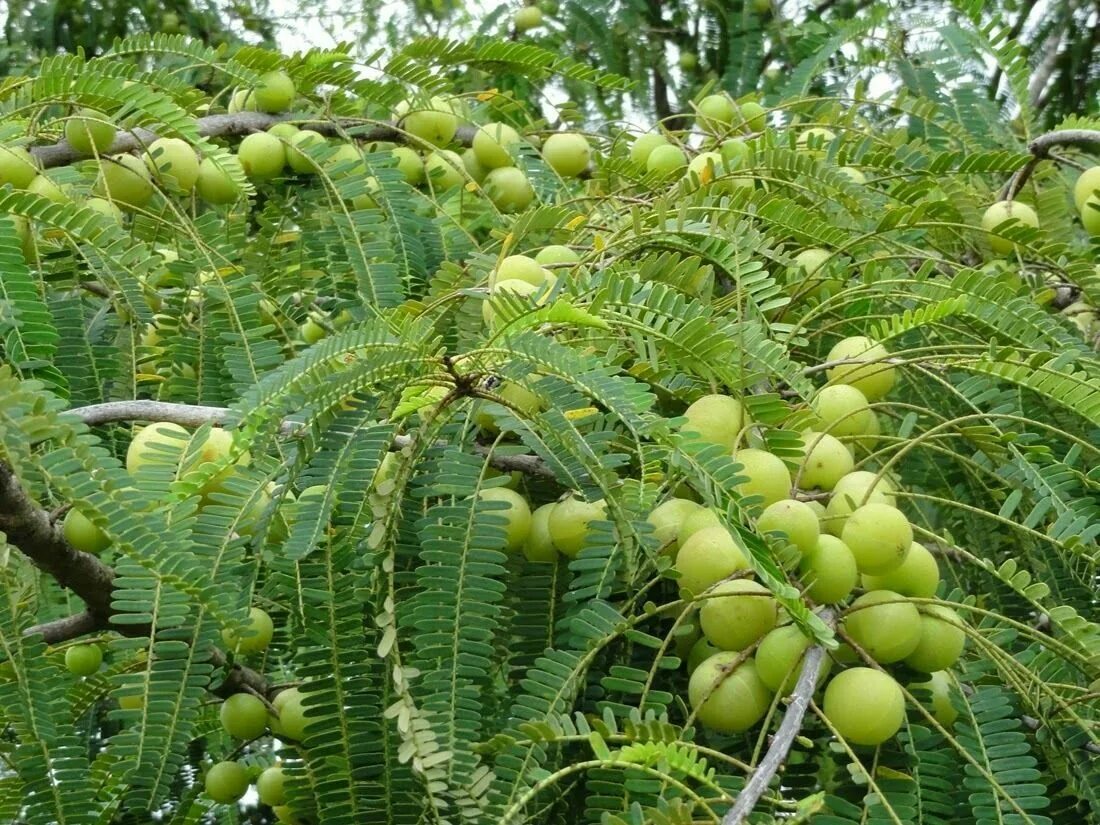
xmin=647 ymin=336 xmax=967 ymax=744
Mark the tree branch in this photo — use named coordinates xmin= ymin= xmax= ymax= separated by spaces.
xmin=722 ymin=609 xmax=836 ymax=824
xmin=1000 ymin=129 xmax=1100 ymax=200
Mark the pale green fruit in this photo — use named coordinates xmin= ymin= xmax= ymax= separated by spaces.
xmin=696 ymin=94 xmax=735 ymax=131
xmin=904 ymin=605 xmax=966 ymax=673
xmin=534 ymin=244 xmax=580 ymax=266
xmin=823 ymin=470 xmax=896 ymax=536
xmin=546 ymin=495 xmax=606 ymax=557
xmin=484 ymin=166 xmax=534 ymax=212
xmin=629 ymin=133 xmax=669 ymax=166
xmin=267 ymin=122 xmax=299 ymax=140
xmin=755 ymin=625 xmax=831 ymax=694
xmin=1073 ymin=165 xmax=1100 ymax=210
xmin=862 ymin=541 xmax=940 ymax=598
xmin=228 ymin=88 xmax=259 ymax=113
xmin=196 ymin=158 xmax=240 ymax=204
xmin=676 ymin=507 xmax=722 ymax=547
xmin=257 ymin=765 xmax=287 ymax=806
xmin=679 ymin=52 xmax=698 ymax=71
xmin=843 ymin=589 xmax=922 ymax=663
xmin=205 ymin=761 xmax=249 ymax=804
xmin=841 ymin=503 xmax=912 ymax=574
xmin=1062 ymin=301 xmax=1097 ymax=336
xmin=0 ymin=145 xmax=39 ymax=188
xmin=688 ymin=653 xmax=772 ymax=733
xmin=733 ymin=100 xmax=767 ymax=131
xmin=700 ymin=579 xmax=777 ymax=651
xmin=479 ymin=487 xmax=532 ymax=552
xmin=65 ymin=644 xmax=103 ymax=676
xmin=391 ymin=147 xmax=424 ymax=185
xmin=687 ymin=636 xmax=721 ymax=672
xmin=514 ymin=5 xmax=543 ymax=30
xmin=823 ymin=667 xmax=905 ymax=746
xmin=790 ymin=247 xmax=839 ymax=299
xmin=824 ymin=336 xmax=896 ymax=401
xmin=220 ymin=693 xmax=269 ymax=739
xmin=797 ymin=431 xmax=853 ymax=491
xmin=720 ymin=138 xmax=750 ymax=168
xmin=222 ymin=607 xmax=274 ymax=654
xmin=399 ymin=96 xmax=459 ymax=146
xmin=65 ymin=109 xmax=116 ymax=155
xmin=270 ymin=687 xmax=307 ymax=739
xmin=27 ymin=174 xmax=71 ymax=203
xmin=237 ymin=132 xmax=286 ymax=180
xmin=675 ymin=525 xmax=750 ymax=597
xmin=646 ymin=144 xmax=687 ymax=177
xmin=757 ymin=499 xmax=819 ymax=554
xmin=461 ymin=147 xmax=489 ymax=182
xmin=646 ymin=498 xmax=702 ymax=552
xmin=474 ymin=122 xmax=523 ymax=168
xmin=490 ymin=254 xmax=546 ymax=288
xmin=325 ymin=143 xmax=366 ymax=178
xmin=254 ymin=70 xmax=296 ymax=113
xmin=799 ymin=534 xmax=858 ymax=603
xmin=424 ymin=149 xmax=465 ymax=190
xmin=523 ymin=502 xmax=559 ymax=562
xmin=482 ymin=277 xmax=542 ymax=327
xmin=126 ymin=422 xmax=189 ymax=473
xmin=144 ymin=137 xmax=199 ymax=193
xmin=838 ymin=166 xmax=866 ymax=184
xmin=285 ymin=129 xmax=326 ymax=173
xmin=1082 ymin=195 xmax=1100 ymax=235
xmin=542 ymin=132 xmax=590 ymax=177
xmin=85 ymin=197 xmax=124 ymax=222
xmin=680 ymin=394 xmax=750 ymax=450
xmin=733 ymin=449 xmax=792 ymax=508
xmin=981 ymin=200 xmax=1039 ymax=255
xmin=63 ymin=508 xmax=111 ymax=554
xmin=811 ymin=384 xmax=872 ymax=437
xmin=910 ymin=671 xmax=958 ymax=726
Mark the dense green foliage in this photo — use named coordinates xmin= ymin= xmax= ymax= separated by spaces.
xmin=0 ymin=5 xmax=1097 ymax=825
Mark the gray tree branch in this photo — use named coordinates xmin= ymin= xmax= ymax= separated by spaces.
xmin=1001 ymin=128 xmax=1100 ymax=200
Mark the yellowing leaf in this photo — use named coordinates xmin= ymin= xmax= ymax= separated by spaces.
xmin=564 ymin=406 xmax=598 ymax=421
xmin=565 ymin=214 xmax=587 ymax=231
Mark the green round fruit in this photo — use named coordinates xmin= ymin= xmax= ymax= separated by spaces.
xmin=267 ymin=122 xmax=299 ymax=140
xmin=687 ymin=636 xmax=721 ymax=672
xmin=679 ymin=52 xmax=698 ymax=71
xmin=673 ymin=525 xmax=752 ymax=598
xmin=981 ymin=200 xmax=1039 ymax=255
xmin=534 ymin=244 xmax=580 ymax=266
xmin=28 ymin=174 xmax=72 ymax=203
xmin=65 ymin=109 xmax=116 ymax=155
xmin=838 ymin=166 xmax=866 ymax=184
xmin=542 ymin=132 xmax=590 ymax=177
xmin=126 ymin=421 xmax=189 ymax=474
xmin=483 ymin=277 xmax=542 ymax=327
xmin=824 ymin=336 xmax=896 ymax=401
xmin=64 ymin=644 xmax=103 ymax=676
xmin=514 ymin=5 xmax=543 ymax=31
xmin=254 ymin=70 xmax=296 ymax=113
xmin=823 ymin=470 xmax=896 ymax=536
xmin=811 ymin=385 xmax=872 ymax=437
xmin=700 ymin=579 xmax=777 ymax=651
xmin=799 ymin=534 xmax=858 ymax=603
xmin=756 ymin=624 xmax=831 ymax=693
xmin=904 ymin=605 xmax=966 ymax=672
xmin=823 ymin=667 xmax=905 ymax=746
xmin=484 ymin=166 xmax=534 ymax=212
xmin=1081 ymin=195 xmax=1100 ymax=235
xmin=841 ymin=503 xmax=912 ymax=574
xmin=862 ymin=541 xmax=940 ymax=598
xmin=843 ymin=589 xmax=922 ymax=663
xmin=523 ymin=502 xmax=559 ymax=562
xmin=63 ymin=508 xmax=110 ymax=554
xmin=790 ymin=247 xmax=839 ymax=299
xmin=733 ymin=100 xmax=767 ymax=132
xmin=491 ymin=254 xmax=546 ymax=288
xmin=424 ymin=149 xmax=465 ymax=190
xmin=630 ymin=133 xmax=669 ymax=166
xmin=85 ymin=197 xmax=124 ymax=222
xmin=143 ymin=137 xmax=199 ymax=193
xmin=324 ymin=143 xmax=365 ymax=178
xmin=474 ymin=122 xmax=523 ymax=169
xmin=680 ymin=394 xmax=750 ymax=449
xmin=270 ymin=687 xmax=308 ymax=740
xmin=95 ymin=154 xmax=156 ymax=208
xmin=391 ymin=146 xmax=424 ymax=185
xmin=646 ymin=144 xmax=687 ymax=177
xmin=757 ymin=498 xmax=820 ymax=554
xmin=1073 ymin=165 xmax=1100 ymax=210
xmin=797 ymin=431 xmax=854 ymax=491
xmin=546 ymin=494 xmax=606 ymax=557
xmin=228 ymin=88 xmax=259 ymax=113
xmin=647 ymin=498 xmax=702 ymax=552
xmin=676 ymin=507 xmax=722 ymax=547
xmin=733 ymin=449 xmax=792 ymax=508
xmin=196 ymin=158 xmax=240 ymax=204
xmin=220 ymin=692 xmax=269 ymax=739
xmin=910 ymin=670 xmax=957 ymax=726
xmin=222 ymin=607 xmax=275 ymax=654
xmin=205 ymin=761 xmax=249 ymax=804
xmin=720 ymin=138 xmax=751 ymax=168
xmin=285 ymin=129 xmax=326 ymax=174
xmin=478 ymin=487 xmax=533 ymax=552
xmin=696 ymin=94 xmax=735 ymax=132
xmin=0 ymin=145 xmax=39 ymax=188
xmin=257 ymin=765 xmax=287 ymax=806
xmin=237 ymin=132 xmax=286 ymax=180
xmin=461 ymin=147 xmax=488 ymax=182
xmin=688 ymin=653 xmax=773 ymax=733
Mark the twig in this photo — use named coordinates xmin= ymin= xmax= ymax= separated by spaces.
xmin=722 ymin=609 xmax=836 ymax=824
xmin=1000 ymin=129 xmax=1100 ymax=200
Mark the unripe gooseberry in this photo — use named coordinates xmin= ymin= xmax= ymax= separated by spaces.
xmin=196 ymin=158 xmax=240 ymax=204
xmin=484 ymin=166 xmax=535 ymax=212
xmin=680 ymin=394 xmax=750 ymax=450
xmin=534 ymin=244 xmax=580 ymax=266
xmin=490 ymin=254 xmax=546 ymax=288
xmin=823 ymin=469 xmax=896 ymax=536
xmin=85 ymin=196 xmax=124 ymax=222
xmin=219 ymin=692 xmax=269 ymax=739
xmin=757 ymin=498 xmax=819 ymax=555
xmin=514 ymin=5 xmax=543 ymax=31
xmin=482 ymin=277 xmax=544 ymax=328
xmin=700 ymin=578 xmax=778 ymax=651
xmin=424 ymin=149 xmax=465 ymax=189
xmin=675 ymin=526 xmax=749 ymax=597
xmin=237 ymin=132 xmax=286 ymax=180
xmin=695 ymin=94 xmax=735 ymax=131
xmin=799 ymin=534 xmax=858 ymax=603
xmin=862 ymin=541 xmax=940 ymax=598
xmin=733 ymin=448 xmax=792 ymax=508
xmin=478 ymin=487 xmax=532 ymax=552
xmin=269 ymin=687 xmax=308 ymax=740
xmin=222 ymin=606 xmax=275 ymax=654
xmin=822 ymin=667 xmax=905 ymax=746
xmin=688 ymin=653 xmax=773 ymax=733
xmin=474 ymin=122 xmax=523 ymax=169
xmin=824 ymin=336 xmax=896 ymax=401
xmin=126 ymin=421 xmax=189 ymax=474
xmin=267 ymin=122 xmax=299 ymax=141
xmin=676 ymin=507 xmax=722 ymax=547
xmin=755 ymin=624 xmax=831 ymax=694
xmin=542 ymin=132 xmax=590 ymax=177
xmin=843 ymin=589 xmax=922 ymax=663
xmin=687 ymin=636 xmax=721 ymax=672
xmin=285 ymin=129 xmax=326 ymax=174
xmin=646 ymin=497 xmax=702 ymax=552
xmin=64 ymin=644 xmax=103 ymax=676
xmin=0 ymin=145 xmax=39 ymax=188
xmin=1081 ymin=195 xmax=1100 ymax=235
xmin=461 ymin=147 xmax=488 ymax=182
xmin=904 ymin=604 xmax=966 ymax=673
xmin=629 ymin=133 xmax=669 ymax=166
xmin=910 ymin=670 xmax=958 ymax=726
xmin=144 ymin=137 xmax=199 ymax=193
xmin=797 ymin=431 xmax=854 ymax=491
xmin=841 ymin=502 xmax=912 ymax=574
xmin=523 ymin=502 xmax=558 ymax=562
xmin=204 ymin=761 xmax=250 ymax=804
xmin=646 ymin=144 xmax=687 ymax=177
xmin=391 ymin=146 xmax=424 ymax=185
xmin=1073 ymin=165 xmax=1100 ymax=210
xmin=257 ymin=765 xmax=287 ymax=806
xmin=811 ymin=384 xmax=872 ymax=438
xmin=546 ymin=494 xmax=606 ymax=557
xmin=62 ymin=507 xmax=111 ymax=554
xmin=401 ymin=96 xmax=459 ymax=147
xmin=65 ymin=108 xmax=116 ymax=155
xmin=254 ymin=70 xmax=296 ymax=113
xmin=27 ymin=174 xmax=72 ymax=204
xmin=733 ymin=99 xmax=767 ymax=132
xmin=981 ymin=200 xmax=1039 ymax=255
